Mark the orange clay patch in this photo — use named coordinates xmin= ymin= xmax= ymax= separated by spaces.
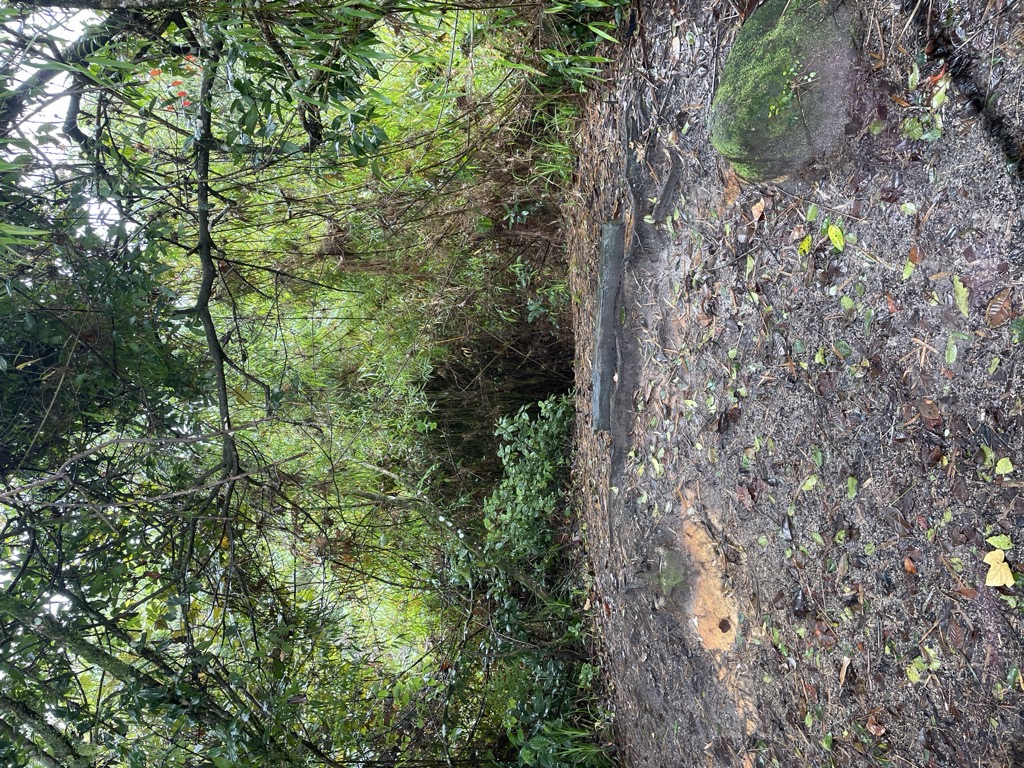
xmin=676 ymin=486 xmax=757 ymax=736
xmin=678 ymin=518 xmax=737 ymax=653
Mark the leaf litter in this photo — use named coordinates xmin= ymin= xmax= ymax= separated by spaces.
xmin=567 ymin=0 xmax=1024 ymax=765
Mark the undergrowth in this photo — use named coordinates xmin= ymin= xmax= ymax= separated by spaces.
xmin=442 ymin=395 xmax=615 ymax=768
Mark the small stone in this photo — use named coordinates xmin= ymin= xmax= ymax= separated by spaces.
xmin=709 ymin=0 xmax=859 ymax=180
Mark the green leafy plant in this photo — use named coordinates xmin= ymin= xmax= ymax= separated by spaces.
xmin=900 ymin=61 xmax=951 ymax=141
xmin=440 ymin=395 xmax=615 ymax=767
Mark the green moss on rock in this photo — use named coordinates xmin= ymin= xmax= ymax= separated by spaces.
xmin=709 ymin=0 xmax=858 ymax=181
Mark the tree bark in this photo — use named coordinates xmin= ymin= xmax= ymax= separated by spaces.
xmin=0 ymin=696 xmax=94 ymax=768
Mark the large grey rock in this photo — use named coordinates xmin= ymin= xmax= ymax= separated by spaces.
xmin=709 ymin=0 xmax=859 ymax=181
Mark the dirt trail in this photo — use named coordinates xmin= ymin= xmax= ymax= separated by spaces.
xmin=569 ymin=0 xmax=1024 ymax=765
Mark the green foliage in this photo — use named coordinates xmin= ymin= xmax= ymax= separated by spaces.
xmin=484 ymin=396 xmax=573 ymax=576
xmin=0 ymin=1 xmax=613 ymax=765
xmin=1009 ymin=317 xmax=1024 ymax=344
xmin=0 ymin=221 xmax=203 ymax=472
xmin=439 ymin=396 xmax=614 ymax=767
xmin=900 ymin=62 xmax=950 ymax=142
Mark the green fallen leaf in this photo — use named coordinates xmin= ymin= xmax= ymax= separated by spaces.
xmin=986 ymin=534 xmax=1013 ymax=550
xmin=945 ymin=336 xmax=957 ymax=365
xmin=827 ymin=223 xmax=845 ymax=252
xmin=902 ymin=258 xmax=915 ymax=280
xmin=847 ymin=476 xmax=858 ymax=500
xmin=995 ymin=457 xmax=1014 ymax=476
xmin=801 ymin=474 xmax=818 ymax=492
xmin=953 ymin=275 xmax=969 ymax=317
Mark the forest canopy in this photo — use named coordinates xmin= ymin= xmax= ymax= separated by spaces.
xmin=0 ymin=1 xmax=619 ymax=765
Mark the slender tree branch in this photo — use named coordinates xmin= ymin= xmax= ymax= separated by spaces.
xmin=189 ymin=38 xmax=241 ymax=490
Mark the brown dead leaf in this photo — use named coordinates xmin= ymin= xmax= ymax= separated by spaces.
xmin=866 ymin=715 xmax=886 ymax=737
xmin=751 ymin=197 xmax=765 ymax=221
xmin=909 ymin=244 xmax=923 ymax=264
xmin=946 ymin=616 xmax=966 ymax=651
xmin=839 ymin=655 xmax=851 ymax=686
xmin=985 ymin=288 xmax=1013 ymax=329
xmin=903 ymin=555 xmax=917 ymax=575
xmin=736 ymin=485 xmax=754 ymax=512
xmin=886 ymin=292 xmax=900 ymax=313
xmin=721 ymin=170 xmax=740 ymax=209
xmin=914 ymin=398 xmax=942 ymax=429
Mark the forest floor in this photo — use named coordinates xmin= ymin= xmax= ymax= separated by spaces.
xmin=567 ymin=0 xmax=1024 ymax=765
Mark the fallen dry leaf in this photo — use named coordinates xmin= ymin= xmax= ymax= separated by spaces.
xmin=983 ymin=549 xmax=1015 ymax=588
xmin=866 ymin=714 xmax=886 ymax=737
xmin=839 ymin=655 xmax=851 ymax=686
xmin=903 ymin=555 xmax=917 ymax=575
xmin=909 ymin=244 xmax=924 ymax=264
xmin=914 ymin=398 xmax=942 ymax=430
xmin=985 ymin=288 xmax=1013 ymax=329
xmin=736 ymin=485 xmax=754 ymax=511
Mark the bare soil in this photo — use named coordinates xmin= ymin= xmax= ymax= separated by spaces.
xmin=568 ymin=0 xmax=1024 ymax=765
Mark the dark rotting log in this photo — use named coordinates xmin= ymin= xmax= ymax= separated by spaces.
xmin=591 ymin=221 xmax=625 ymax=432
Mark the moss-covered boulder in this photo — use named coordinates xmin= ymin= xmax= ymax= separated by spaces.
xmin=709 ymin=0 xmax=858 ymax=181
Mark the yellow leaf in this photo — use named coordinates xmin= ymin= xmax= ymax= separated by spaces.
xmin=983 ymin=549 xmax=1005 ymax=566
xmin=220 ymin=535 xmax=231 ymax=549
xmin=983 ymin=549 xmax=1015 ymax=587
xmin=827 ymin=223 xmax=845 ymax=252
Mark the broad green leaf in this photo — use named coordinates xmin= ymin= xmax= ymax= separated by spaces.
xmin=995 ymin=457 xmax=1014 ymax=476
xmin=986 ymin=534 xmax=1014 ymax=550
xmin=908 ymin=62 xmax=920 ymax=90
xmin=0 ymin=223 xmax=46 ymax=237
xmin=945 ymin=336 xmax=957 ymax=365
xmin=495 ymin=58 xmax=545 ymax=76
xmin=586 ymin=23 xmax=620 ymax=44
